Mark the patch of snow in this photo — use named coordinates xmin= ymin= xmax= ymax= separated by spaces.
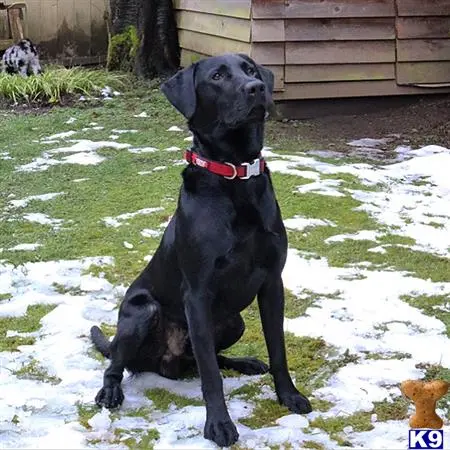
xmin=65 ymin=117 xmax=77 ymax=124
xmin=9 ymin=192 xmax=64 ymax=209
xmin=141 ymin=229 xmax=162 ymax=238
xmin=82 ymin=126 xmax=104 ymax=131
xmin=284 ymin=216 xmax=336 ymax=231
xmin=123 ymin=241 xmax=134 ymax=249
xmin=128 ymin=147 xmax=158 ymax=154
xmin=184 ymin=136 xmax=193 ymax=142
xmin=72 ymin=178 xmax=90 ymax=183
xmin=165 ymin=146 xmax=180 ymax=152
xmin=283 ymin=248 xmax=450 ymax=420
xmin=347 ymin=138 xmax=389 ymax=148
xmin=167 ymin=126 xmax=183 ymax=132
xmin=8 ymin=243 xmax=41 ymax=251
xmin=138 ymin=171 xmax=152 ymax=175
xmin=109 ymin=135 xmax=119 ymax=140
xmin=42 ymin=131 xmax=77 ymax=141
xmin=102 ymin=207 xmax=164 ymax=228
xmin=16 ymin=140 xmax=130 ymax=173
xmin=325 ymin=230 xmax=382 ymax=244
xmin=0 ymin=151 xmax=13 ymax=160
xmin=111 ymin=129 xmax=138 ymax=134
xmin=23 ymin=213 xmax=64 ymax=230
xmin=297 ymin=179 xmax=345 ymax=197
xmin=153 ymin=166 xmax=167 ymax=172
xmin=134 ymin=112 xmax=148 ymax=118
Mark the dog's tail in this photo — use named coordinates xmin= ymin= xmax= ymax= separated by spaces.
xmin=90 ymin=325 xmax=111 ymax=358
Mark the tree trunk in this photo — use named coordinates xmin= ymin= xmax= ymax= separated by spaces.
xmin=108 ymin=0 xmax=180 ymax=78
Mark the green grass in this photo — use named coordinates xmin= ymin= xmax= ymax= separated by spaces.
xmin=401 ymin=294 xmax=450 ymax=337
xmin=76 ymin=402 xmax=99 ymax=430
xmin=373 ymin=397 xmax=410 ymax=421
xmin=13 ymin=359 xmax=61 ymax=384
xmin=145 ymin=388 xmax=203 ymax=411
xmin=0 ymin=304 xmax=56 ymax=351
xmin=0 ymin=66 xmax=126 ymax=105
xmin=113 ymin=428 xmax=160 ymax=450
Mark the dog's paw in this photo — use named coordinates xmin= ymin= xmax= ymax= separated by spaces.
xmin=204 ymin=416 xmax=239 ymax=447
xmin=94 ymin=385 xmax=124 ymax=409
xmin=279 ymin=391 xmax=312 ymax=414
xmin=233 ymin=357 xmax=269 ymax=375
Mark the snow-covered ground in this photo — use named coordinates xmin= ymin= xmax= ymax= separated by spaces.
xmin=0 ymin=124 xmax=449 ymax=449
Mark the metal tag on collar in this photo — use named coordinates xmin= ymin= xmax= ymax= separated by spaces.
xmin=241 ymin=158 xmax=261 ymax=179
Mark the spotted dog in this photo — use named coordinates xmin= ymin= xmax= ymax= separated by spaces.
xmin=1 ymin=38 xmax=42 ymax=76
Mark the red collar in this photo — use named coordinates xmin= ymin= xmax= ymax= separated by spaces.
xmin=184 ymin=149 xmax=265 ymax=180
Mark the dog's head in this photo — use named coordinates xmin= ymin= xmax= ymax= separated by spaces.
xmin=161 ymin=53 xmax=274 ymax=129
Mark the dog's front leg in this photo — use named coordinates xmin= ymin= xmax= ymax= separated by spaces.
xmin=184 ymin=286 xmax=239 ymax=447
xmin=258 ymin=276 xmax=312 ymax=414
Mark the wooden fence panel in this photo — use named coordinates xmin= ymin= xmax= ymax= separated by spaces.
xmin=285 ymin=63 xmax=395 ymax=82
xmin=285 ymin=18 xmax=395 ymax=41
xmin=285 ymin=0 xmax=395 ymax=18
xmin=174 ymin=0 xmax=251 ymax=19
xmin=286 ymin=41 xmax=395 ymax=64
xmin=176 ymin=10 xmax=250 ymax=42
xmin=397 ymin=39 xmax=450 ymax=62
xmin=397 ymin=62 xmax=450 ymax=84
xmin=251 ymin=19 xmax=284 ymax=42
xmin=396 ymin=17 xmax=450 ymax=39
xmin=396 ymin=0 xmax=450 ymax=16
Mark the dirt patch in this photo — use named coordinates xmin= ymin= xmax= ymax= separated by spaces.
xmin=272 ymin=94 xmax=450 ymax=152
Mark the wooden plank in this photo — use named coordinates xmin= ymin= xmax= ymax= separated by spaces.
xmin=285 ymin=63 xmax=395 ymax=82
xmin=396 ymin=17 xmax=450 ymax=39
xmin=57 ymin=0 xmax=76 ymax=54
xmin=180 ymin=48 xmax=210 ymax=67
xmin=397 ymin=62 xmax=450 ymax=84
xmin=178 ymin=29 xmax=251 ymax=56
xmin=285 ymin=18 xmax=395 ymax=41
xmin=396 ymin=0 xmax=450 ymax=16
xmin=397 ymin=39 xmax=450 ymax=62
xmin=0 ymin=38 xmax=14 ymax=50
xmin=285 ymin=0 xmax=395 ymax=18
xmin=252 ymin=0 xmax=285 ymax=19
xmin=286 ymin=41 xmax=395 ymax=64
xmin=275 ymin=79 xmax=450 ymax=100
xmin=251 ymin=42 xmax=284 ymax=65
xmin=25 ymin=0 xmax=41 ymax=42
xmin=174 ymin=0 xmax=251 ymax=19
xmin=251 ymin=19 xmax=284 ymax=42
xmin=40 ymin=0 xmax=58 ymax=43
xmin=75 ymin=0 xmax=92 ymax=56
xmin=264 ymin=65 xmax=284 ymax=91
xmin=176 ymin=10 xmax=250 ymax=42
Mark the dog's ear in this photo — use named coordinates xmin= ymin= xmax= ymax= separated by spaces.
xmin=160 ymin=64 xmax=197 ymax=120
xmin=237 ymin=53 xmax=274 ymax=95
xmin=256 ymin=65 xmax=274 ymax=96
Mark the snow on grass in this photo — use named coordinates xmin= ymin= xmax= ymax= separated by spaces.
xmin=325 ymin=230 xmax=382 ymax=244
xmin=102 ymin=207 xmax=164 ymax=228
xmin=284 ymin=216 xmax=337 ymax=232
xmin=8 ymin=243 xmax=42 ymax=251
xmin=42 ymin=130 xmax=77 ymax=141
xmin=167 ymin=126 xmax=183 ymax=132
xmin=9 ymin=192 xmax=65 ymax=209
xmin=128 ymin=147 xmax=158 ymax=154
xmin=0 ymin=151 xmax=13 ymax=160
xmin=15 ymin=140 xmax=131 ymax=173
xmin=23 ymin=213 xmax=65 ymax=230
xmin=133 ymin=112 xmax=148 ymax=118
xmin=141 ymin=229 xmax=162 ymax=238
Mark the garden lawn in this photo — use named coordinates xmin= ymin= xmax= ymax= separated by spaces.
xmin=0 ymin=77 xmax=449 ymax=450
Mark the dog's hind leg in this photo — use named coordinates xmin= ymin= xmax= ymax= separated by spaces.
xmin=94 ymin=289 xmax=160 ymax=409
xmin=216 ymin=315 xmax=269 ymax=375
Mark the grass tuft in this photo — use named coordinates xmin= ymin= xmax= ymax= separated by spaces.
xmin=0 ymin=66 xmax=126 ymax=105
xmin=0 ymin=304 xmax=56 ymax=351
xmin=145 ymin=388 xmax=203 ymax=411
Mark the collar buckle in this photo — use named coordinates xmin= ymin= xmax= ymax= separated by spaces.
xmin=241 ymin=158 xmax=262 ymax=179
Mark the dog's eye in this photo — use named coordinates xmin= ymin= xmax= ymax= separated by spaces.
xmin=212 ymin=72 xmax=222 ymax=80
xmin=247 ymin=67 xmax=256 ymax=76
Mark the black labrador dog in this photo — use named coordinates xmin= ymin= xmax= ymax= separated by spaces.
xmin=91 ymin=53 xmax=312 ymax=447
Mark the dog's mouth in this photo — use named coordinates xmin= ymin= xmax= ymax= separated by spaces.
xmin=246 ymin=105 xmax=266 ymax=122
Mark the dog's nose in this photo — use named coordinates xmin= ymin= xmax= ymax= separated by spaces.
xmin=245 ymin=80 xmax=265 ymax=97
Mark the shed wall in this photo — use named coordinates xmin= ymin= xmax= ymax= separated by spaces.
xmin=24 ymin=0 xmax=108 ymax=64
